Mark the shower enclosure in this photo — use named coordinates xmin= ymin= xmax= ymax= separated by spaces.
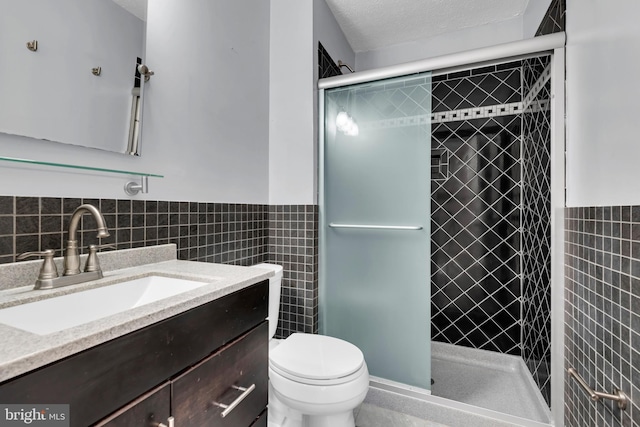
xmin=319 ymin=34 xmax=565 ymax=427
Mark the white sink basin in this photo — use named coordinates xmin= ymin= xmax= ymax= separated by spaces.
xmin=0 ymin=275 xmax=212 ymax=335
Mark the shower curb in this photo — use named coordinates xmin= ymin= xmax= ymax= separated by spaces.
xmin=364 ymin=385 xmax=551 ymax=427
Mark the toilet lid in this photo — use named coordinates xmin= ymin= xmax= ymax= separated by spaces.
xmin=269 ymin=333 xmax=364 ymax=381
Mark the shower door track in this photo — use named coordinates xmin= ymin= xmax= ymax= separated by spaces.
xmin=318 ymin=32 xmax=565 ymax=90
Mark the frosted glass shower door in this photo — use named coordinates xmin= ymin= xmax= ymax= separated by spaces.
xmin=320 ymin=73 xmax=431 ymax=390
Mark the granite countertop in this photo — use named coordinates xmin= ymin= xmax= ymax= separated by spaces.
xmin=0 ymin=245 xmax=273 ymax=383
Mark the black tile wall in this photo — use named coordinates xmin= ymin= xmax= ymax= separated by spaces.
xmin=431 ymin=116 xmax=523 ymax=354
xmin=536 ymin=0 xmax=566 ymax=37
xmin=431 ymin=67 xmax=524 ymax=355
xmin=565 ymin=207 xmax=639 ymax=427
xmin=352 ymin=74 xmax=432 ymax=121
xmin=0 ymin=196 xmax=269 ymax=266
xmin=268 ymin=205 xmax=319 ymax=338
xmin=521 ymin=0 xmax=566 ymax=399
xmin=318 ymin=42 xmax=342 ymax=79
xmin=522 ymin=55 xmax=553 ymax=406
xmin=0 ymin=195 xmax=319 ymax=338
xmin=431 ymin=61 xmax=523 ymax=84
xmin=432 ymin=66 xmax=521 ymax=113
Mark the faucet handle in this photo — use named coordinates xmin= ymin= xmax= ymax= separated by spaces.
xmin=17 ymin=249 xmax=59 ymax=281
xmin=89 ymin=244 xmax=116 ymax=251
xmin=84 ymin=244 xmax=116 ymax=273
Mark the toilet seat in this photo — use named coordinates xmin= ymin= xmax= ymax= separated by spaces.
xmin=269 ymin=333 xmax=365 ymax=386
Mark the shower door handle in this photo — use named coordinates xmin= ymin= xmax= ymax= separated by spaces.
xmin=329 ymin=223 xmax=423 ymax=230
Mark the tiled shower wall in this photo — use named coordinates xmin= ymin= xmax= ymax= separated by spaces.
xmin=565 ymin=207 xmax=639 ymax=427
xmin=430 ymin=58 xmax=553 ymax=407
xmin=430 ymin=63 xmax=524 ymax=355
xmin=521 ymin=55 xmax=553 ymax=405
xmin=318 ymin=42 xmax=342 ymax=79
xmin=0 ymin=196 xmax=317 ymax=339
xmin=536 ymin=0 xmax=566 ymax=37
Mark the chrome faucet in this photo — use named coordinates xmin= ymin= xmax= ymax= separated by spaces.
xmin=63 ymin=204 xmax=110 ymax=275
xmin=18 ymin=204 xmax=112 ymax=289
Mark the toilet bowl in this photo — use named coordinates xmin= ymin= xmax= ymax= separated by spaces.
xmin=252 ymin=263 xmax=369 ymax=427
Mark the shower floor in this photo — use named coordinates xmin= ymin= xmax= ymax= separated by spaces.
xmin=431 ymin=342 xmax=551 ymax=423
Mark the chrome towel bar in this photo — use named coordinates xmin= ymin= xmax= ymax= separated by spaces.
xmin=567 ymin=368 xmax=629 ymax=410
xmin=329 ymin=223 xmax=423 ymax=231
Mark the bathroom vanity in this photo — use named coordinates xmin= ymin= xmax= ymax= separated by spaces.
xmin=0 ymin=245 xmax=271 ymax=427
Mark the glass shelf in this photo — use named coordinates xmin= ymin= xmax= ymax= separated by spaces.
xmin=0 ymin=156 xmax=164 ymax=178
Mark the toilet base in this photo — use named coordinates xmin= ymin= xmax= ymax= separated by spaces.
xmin=306 ymin=411 xmax=356 ymax=427
xmin=268 ymin=384 xmax=302 ymax=427
xmin=268 ymin=383 xmax=357 ymax=427
xmin=267 ymin=408 xmax=355 ymax=427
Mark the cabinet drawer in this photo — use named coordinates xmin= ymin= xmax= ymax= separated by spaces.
xmin=172 ymin=322 xmax=268 ymax=427
xmin=94 ymin=382 xmax=170 ymax=427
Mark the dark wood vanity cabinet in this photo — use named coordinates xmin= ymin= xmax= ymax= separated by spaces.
xmin=0 ymin=280 xmax=268 ymax=427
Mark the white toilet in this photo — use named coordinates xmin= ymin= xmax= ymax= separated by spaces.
xmin=253 ymin=263 xmax=369 ymax=427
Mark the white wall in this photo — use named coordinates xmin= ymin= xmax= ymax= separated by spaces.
xmin=268 ymin=0 xmax=314 ymax=205
xmin=355 ymin=17 xmax=524 ymax=71
xmin=0 ymin=0 xmax=271 ymax=204
xmin=565 ymin=0 xmax=640 ymax=206
xmin=0 ymin=0 xmax=143 ymax=153
xmin=269 ymin=0 xmax=353 ymax=205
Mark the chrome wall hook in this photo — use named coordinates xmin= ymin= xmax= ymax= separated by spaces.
xmin=124 ymin=176 xmax=149 ymax=196
xmin=26 ymin=40 xmax=38 ymax=52
xmin=338 ymin=60 xmax=354 ymax=73
xmin=91 ymin=67 xmax=102 ymax=76
xmin=137 ymin=64 xmax=154 ymax=82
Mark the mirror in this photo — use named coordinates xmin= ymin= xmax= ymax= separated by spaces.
xmin=0 ymin=0 xmax=147 ymax=155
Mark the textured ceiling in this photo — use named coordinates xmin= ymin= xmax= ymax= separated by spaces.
xmin=111 ymin=0 xmax=146 ymax=21
xmin=325 ymin=0 xmax=530 ymax=52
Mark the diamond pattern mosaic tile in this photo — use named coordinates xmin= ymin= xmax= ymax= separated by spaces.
xmin=352 ymin=76 xmax=432 ymax=147
xmin=430 ymin=66 xmax=525 ymax=355
xmin=522 ymin=56 xmax=551 ymax=109
xmin=354 ymin=76 xmax=432 ymax=121
xmin=318 ymin=42 xmax=342 ymax=79
xmin=432 ymin=68 xmax=521 ymax=113
xmin=521 ymin=56 xmax=553 ymax=406
xmin=431 ymin=115 xmax=523 ymax=355
xmin=536 ymin=0 xmax=566 ymax=37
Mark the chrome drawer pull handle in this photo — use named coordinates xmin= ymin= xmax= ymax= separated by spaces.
xmin=213 ymin=384 xmax=256 ymax=418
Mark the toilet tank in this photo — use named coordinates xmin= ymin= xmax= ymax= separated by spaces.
xmin=252 ymin=263 xmax=283 ymax=339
